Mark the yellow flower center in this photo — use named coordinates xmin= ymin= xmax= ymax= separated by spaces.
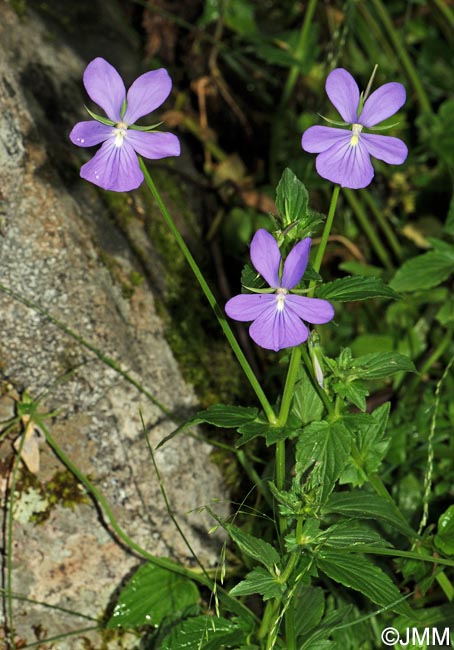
xmin=113 ymin=122 xmax=128 ymax=147
xmin=275 ymin=287 xmax=288 ymax=312
xmin=350 ymin=123 xmax=363 ymax=146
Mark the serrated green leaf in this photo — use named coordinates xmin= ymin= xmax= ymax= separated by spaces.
xmin=196 ymin=404 xmax=258 ymax=428
xmin=292 ymin=366 xmax=324 ymax=425
xmin=276 ymin=168 xmax=309 ymax=227
xmin=389 ymin=251 xmax=453 ymax=292
xmin=317 ymin=551 xmax=412 ymax=616
xmin=159 ymin=615 xmax=245 ymax=650
xmin=226 ymin=524 xmax=280 ymax=570
xmin=293 ymin=584 xmax=325 ymax=638
xmin=320 ymin=520 xmax=390 ymax=549
xmin=107 ymin=563 xmax=199 ymax=628
xmin=350 ymin=352 xmax=416 ymax=380
xmin=316 ymin=276 xmax=400 ymax=302
xmin=295 ymin=420 xmax=352 ymax=504
xmin=230 ymin=567 xmax=285 ymax=601
xmin=322 ymin=491 xmax=415 ymax=538
xmin=241 ymin=262 xmax=266 ymax=291
xmin=339 ymin=380 xmax=369 ymax=411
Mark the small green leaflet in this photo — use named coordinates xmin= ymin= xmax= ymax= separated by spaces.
xmin=159 ymin=615 xmax=246 ymax=650
xmin=230 ymin=567 xmax=285 ymax=601
xmin=340 ymin=403 xmax=390 ymax=486
xmin=316 ymin=550 xmax=412 ymax=617
xmin=106 ymin=563 xmax=199 ymax=628
xmin=157 ymin=404 xmax=258 ymax=448
xmin=295 ymin=420 xmax=352 ymax=504
xmin=390 ymin=250 xmax=454 ymax=292
xmin=226 ymin=524 xmax=280 ymax=570
xmin=316 ymin=276 xmax=400 ymax=302
xmin=292 ymin=366 xmax=324 ymax=425
xmin=196 ymin=404 xmax=258 ymax=428
xmin=276 ymin=168 xmax=309 ymax=227
xmin=275 ymin=168 xmax=323 ymax=236
xmin=84 ymin=105 xmax=115 ymax=126
xmin=236 ymin=417 xmax=299 ymax=447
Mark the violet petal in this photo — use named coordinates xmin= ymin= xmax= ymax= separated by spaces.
xmin=326 ymin=68 xmax=360 ymax=123
xmin=124 ymin=69 xmax=172 ymax=124
xmin=80 ymin=139 xmax=143 ymax=192
xmin=360 ymin=82 xmax=406 ymax=127
xmin=281 ymin=238 xmax=311 ymax=289
xmin=302 ymin=125 xmax=351 ymax=154
xmin=361 ymin=133 xmax=408 ymax=165
xmin=315 ymin=137 xmax=374 ymax=189
xmin=83 ymin=57 xmax=125 ymax=123
xmin=286 ymin=295 xmax=334 ymax=324
xmin=126 ymin=130 xmax=180 ymax=159
xmin=69 ymin=120 xmax=113 ymax=147
xmin=225 ymin=293 xmax=275 ymax=322
xmin=250 ymin=229 xmax=281 ymax=288
xmin=249 ymin=304 xmax=308 ymax=351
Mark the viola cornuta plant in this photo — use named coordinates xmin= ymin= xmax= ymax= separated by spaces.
xmin=63 ymin=59 xmax=451 ymax=649
xmin=5 ymin=46 xmax=452 ymax=650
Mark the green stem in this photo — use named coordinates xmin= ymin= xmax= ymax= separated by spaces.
xmin=343 ymin=188 xmax=394 ymax=271
xmin=277 ymin=347 xmax=302 ymax=428
xmin=368 ymin=0 xmax=432 ymax=114
xmin=431 ymin=0 xmax=454 ymax=33
xmin=275 ymin=345 xmax=302 ymax=538
xmin=310 ymin=185 xmax=341 ymax=291
xmin=140 ymin=159 xmax=276 ymax=424
xmin=257 ymin=599 xmax=279 ymax=640
xmin=37 ymin=416 xmax=257 ymax=625
xmin=360 ymin=189 xmax=403 ymax=261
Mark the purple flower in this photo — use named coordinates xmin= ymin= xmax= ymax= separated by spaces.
xmin=225 ymin=229 xmax=334 ymax=351
xmin=301 ymin=68 xmax=408 ymax=189
xmin=70 ymin=57 xmax=180 ymax=192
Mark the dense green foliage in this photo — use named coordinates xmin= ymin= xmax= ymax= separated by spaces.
xmin=2 ymin=1 xmax=453 ymax=649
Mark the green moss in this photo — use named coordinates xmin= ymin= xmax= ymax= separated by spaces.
xmin=15 ymin=468 xmax=90 ymax=524
xmin=98 ymin=250 xmax=144 ymax=301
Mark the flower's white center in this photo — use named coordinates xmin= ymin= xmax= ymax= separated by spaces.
xmin=350 ymin=123 xmax=363 ymax=146
xmin=113 ymin=122 xmax=128 ymax=147
xmin=275 ymin=287 xmax=288 ymax=312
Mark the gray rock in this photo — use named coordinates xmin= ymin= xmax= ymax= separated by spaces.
xmin=0 ymin=2 xmax=227 ymax=647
